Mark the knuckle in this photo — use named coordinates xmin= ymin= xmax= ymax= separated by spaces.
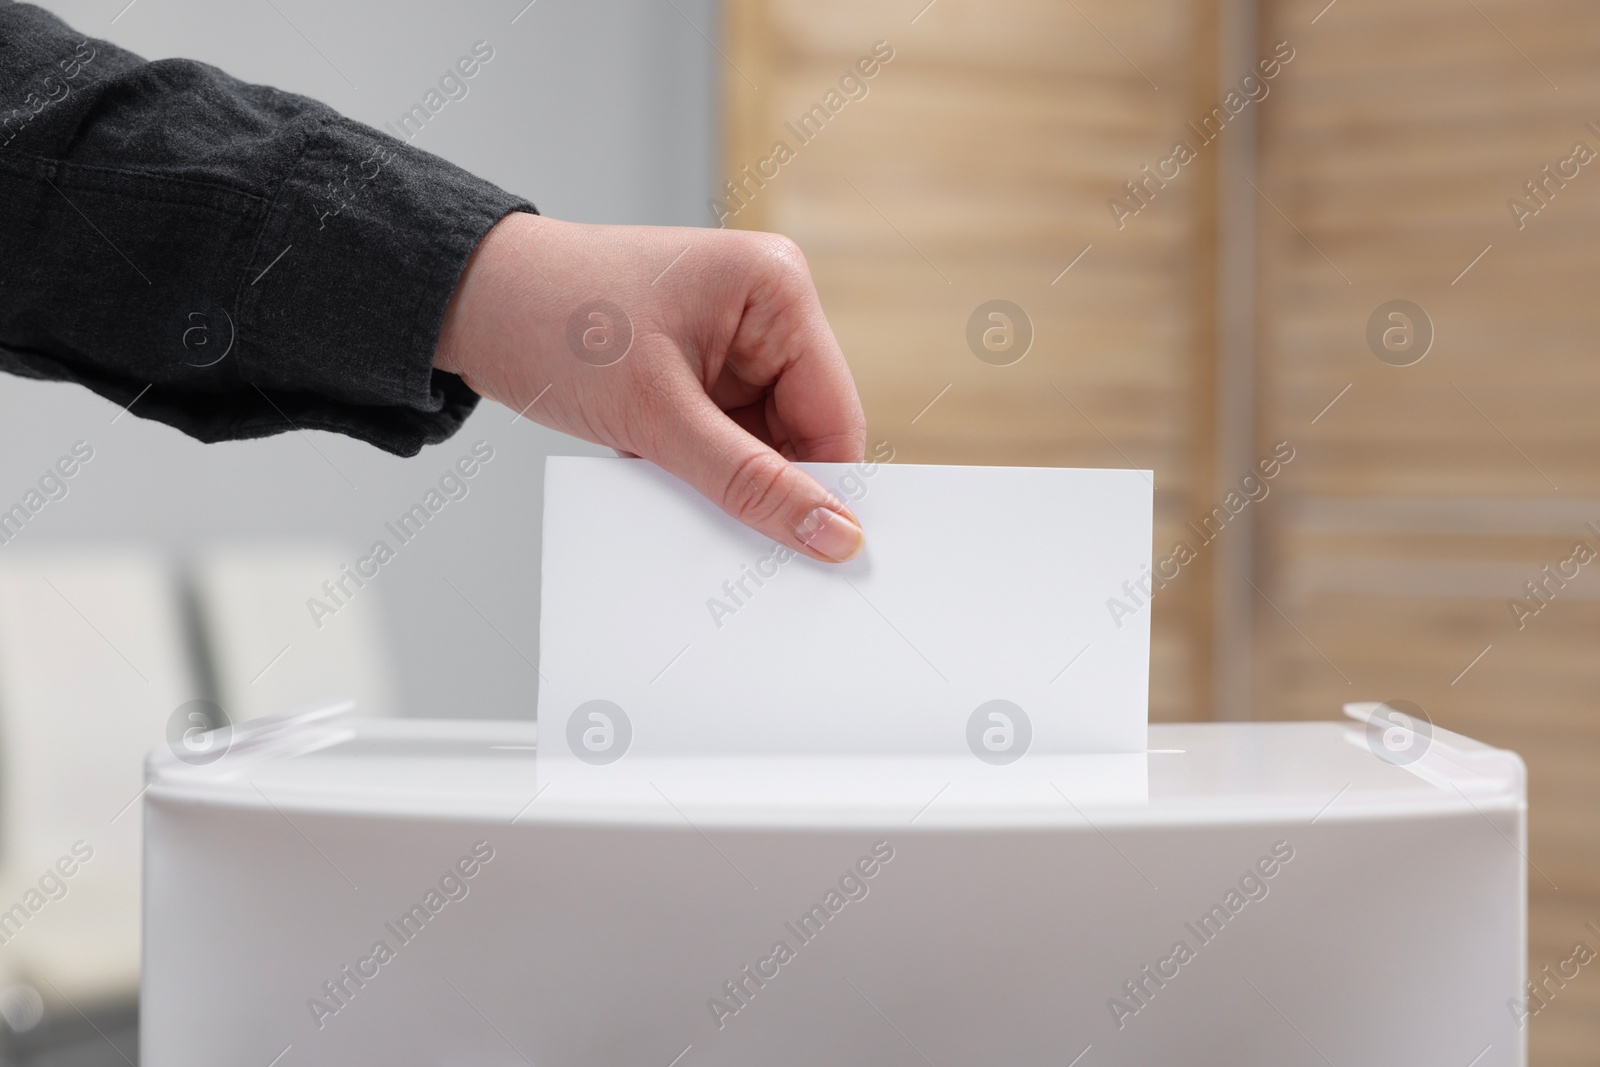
xmin=723 ymin=451 xmax=800 ymax=528
xmin=748 ymin=232 xmax=811 ymax=282
xmin=704 ymin=232 xmax=814 ymax=309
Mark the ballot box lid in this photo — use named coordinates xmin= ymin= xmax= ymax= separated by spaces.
xmin=145 ymin=701 xmax=1524 ymax=829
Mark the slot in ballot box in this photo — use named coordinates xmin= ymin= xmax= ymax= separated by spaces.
xmin=142 ymin=702 xmax=1525 ymax=1067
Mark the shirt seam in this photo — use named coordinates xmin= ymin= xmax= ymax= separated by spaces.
xmin=0 ymin=148 xmax=270 ymax=207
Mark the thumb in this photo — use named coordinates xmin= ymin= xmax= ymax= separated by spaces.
xmin=646 ymin=391 xmax=865 ymax=563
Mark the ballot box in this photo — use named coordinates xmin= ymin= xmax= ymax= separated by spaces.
xmin=142 ymin=701 xmax=1525 ymax=1067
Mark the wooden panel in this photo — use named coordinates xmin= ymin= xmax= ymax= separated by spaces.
xmin=724 ymin=1 xmax=1600 ymax=1058
xmin=1254 ymin=1 xmax=1600 ymax=1062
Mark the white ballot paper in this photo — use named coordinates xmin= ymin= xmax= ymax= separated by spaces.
xmin=538 ymin=457 xmax=1151 ymax=772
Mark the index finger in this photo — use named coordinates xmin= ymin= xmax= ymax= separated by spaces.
xmin=726 ymin=239 xmax=866 ymax=463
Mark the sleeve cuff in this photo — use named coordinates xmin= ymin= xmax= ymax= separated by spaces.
xmin=235 ymin=114 xmax=535 ymax=456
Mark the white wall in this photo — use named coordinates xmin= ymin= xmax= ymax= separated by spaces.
xmin=3 ymin=0 xmax=719 ymax=719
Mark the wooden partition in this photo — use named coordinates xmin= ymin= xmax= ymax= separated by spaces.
xmin=723 ymin=0 xmax=1599 ymax=1059
xmin=1254 ymin=0 xmax=1600 ymax=1058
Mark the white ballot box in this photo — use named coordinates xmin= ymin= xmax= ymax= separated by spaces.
xmin=142 ymin=702 xmax=1526 ymax=1067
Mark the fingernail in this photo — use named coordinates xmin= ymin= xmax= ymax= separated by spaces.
xmin=797 ymin=506 xmax=865 ymax=562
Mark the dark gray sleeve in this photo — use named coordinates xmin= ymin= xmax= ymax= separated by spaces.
xmin=0 ymin=1 xmax=535 ymax=455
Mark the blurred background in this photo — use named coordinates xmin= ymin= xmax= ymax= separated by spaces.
xmin=0 ymin=0 xmax=1595 ymax=1062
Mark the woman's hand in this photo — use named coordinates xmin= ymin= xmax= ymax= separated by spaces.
xmin=434 ymin=213 xmax=867 ymax=562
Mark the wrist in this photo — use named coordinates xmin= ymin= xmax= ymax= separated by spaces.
xmin=434 ymin=210 xmax=544 ymax=387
